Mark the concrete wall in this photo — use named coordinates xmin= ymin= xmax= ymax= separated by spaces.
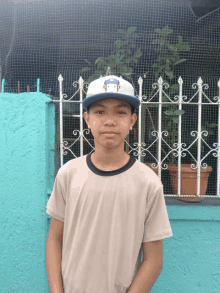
xmin=152 ymin=206 xmax=220 ymax=293
xmin=0 ymin=92 xmax=55 ymax=293
xmin=1 ymin=93 xmax=219 ymax=292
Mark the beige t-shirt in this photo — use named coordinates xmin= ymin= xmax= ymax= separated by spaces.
xmin=46 ymin=152 xmax=173 ymax=293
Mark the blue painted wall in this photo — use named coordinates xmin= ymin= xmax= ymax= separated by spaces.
xmin=1 ymin=93 xmax=220 ymax=292
xmin=152 ymin=206 xmax=220 ymax=293
xmin=0 ymin=92 xmax=55 ymax=293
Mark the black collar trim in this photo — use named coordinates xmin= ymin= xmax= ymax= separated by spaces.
xmin=86 ymin=151 xmax=137 ymax=176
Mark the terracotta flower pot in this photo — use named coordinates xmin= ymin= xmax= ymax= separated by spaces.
xmin=167 ymin=164 xmax=212 ymax=202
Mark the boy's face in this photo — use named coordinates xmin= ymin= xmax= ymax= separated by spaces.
xmin=83 ymin=99 xmax=137 ymax=150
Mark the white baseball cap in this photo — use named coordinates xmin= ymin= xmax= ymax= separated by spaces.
xmin=82 ymin=75 xmax=140 ymax=110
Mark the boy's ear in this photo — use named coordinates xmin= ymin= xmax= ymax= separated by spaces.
xmin=83 ymin=112 xmax=88 ymax=124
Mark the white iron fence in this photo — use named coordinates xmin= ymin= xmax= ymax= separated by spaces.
xmin=54 ymin=74 xmax=220 ymax=199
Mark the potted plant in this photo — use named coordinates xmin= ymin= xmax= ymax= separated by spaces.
xmin=148 ymin=27 xmax=216 ymax=202
xmin=143 ymin=26 xmax=189 ymax=174
xmin=169 ymin=121 xmax=217 ymax=202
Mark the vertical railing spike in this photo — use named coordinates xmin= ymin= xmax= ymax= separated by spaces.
xmin=178 ymin=76 xmax=183 ymax=85
xmin=58 ymin=74 xmax=63 ymax=82
xmin=2 ymin=79 xmax=5 ymax=93
xmin=37 ymin=78 xmax=40 ymax=92
xmin=138 ymin=76 xmax=143 ymax=85
xmin=78 ymin=76 xmax=84 ymax=89
xmin=198 ymin=77 xmax=203 ymax=85
xmin=158 ymin=76 xmax=163 ymax=85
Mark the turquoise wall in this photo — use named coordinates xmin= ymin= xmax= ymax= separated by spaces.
xmin=0 ymin=92 xmax=55 ymax=293
xmin=1 ymin=93 xmax=220 ymax=292
xmin=152 ymin=206 xmax=220 ymax=293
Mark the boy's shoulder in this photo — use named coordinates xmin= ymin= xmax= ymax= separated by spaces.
xmin=58 ymin=154 xmax=87 ymax=175
xmin=133 ymin=159 xmax=163 ymax=189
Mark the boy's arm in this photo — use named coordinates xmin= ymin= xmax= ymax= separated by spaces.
xmin=46 ymin=238 xmax=64 ymax=293
xmin=127 ymin=240 xmax=163 ymax=293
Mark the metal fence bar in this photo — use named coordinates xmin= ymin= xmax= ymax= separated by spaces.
xmin=37 ymin=78 xmax=40 ymax=93
xmin=138 ymin=77 xmax=143 ymax=162
xmin=79 ymin=77 xmax=84 ymax=158
xmin=217 ymin=80 xmax=220 ymax=197
xmin=1 ymin=79 xmax=5 ymax=93
xmin=158 ymin=77 xmax=163 ymax=180
xmin=197 ymin=78 xmax=203 ymax=197
xmin=58 ymin=74 xmax=64 ymax=167
xmin=177 ymin=77 xmax=183 ymax=197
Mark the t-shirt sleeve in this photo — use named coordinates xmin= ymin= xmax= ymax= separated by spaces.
xmin=46 ymin=171 xmax=66 ymax=222
xmin=142 ymin=185 xmax=173 ymax=242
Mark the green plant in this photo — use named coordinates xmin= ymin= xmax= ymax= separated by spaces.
xmin=79 ymin=26 xmax=143 ymax=155
xmin=80 ymin=25 xmax=193 ymax=166
xmin=150 ymin=26 xmax=190 ymax=165
xmin=80 ymin=26 xmax=142 ymax=84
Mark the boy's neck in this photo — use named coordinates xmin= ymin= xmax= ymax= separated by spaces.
xmin=91 ymin=150 xmax=130 ymax=171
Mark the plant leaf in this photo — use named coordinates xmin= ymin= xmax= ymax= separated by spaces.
xmin=158 ymin=39 xmax=165 ymax=45
xmin=133 ymin=49 xmax=142 ymax=58
xmin=208 ymin=123 xmax=218 ymax=127
xmin=152 ymin=63 xmax=159 ymax=68
xmin=173 ymin=118 xmax=179 ymax=124
xmin=118 ymin=29 xmax=126 ymax=34
xmin=95 ymin=57 xmax=103 ymax=65
xmin=165 ymin=63 xmax=171 ymax=71
xmin=170 ymin=84 xmax=179 ymax=91
xmin=80 ymin=67 xmax=91 ymax=73
xmin=158 ymin=27 xmax=173 ymax=36
xmin=124 ymin=57 xmax=132 ymax=64
xmin=84 ymin=59 xmax=91 ymax=66
xmin=164 ymin=110 xmax=174 ymax=115
xmin=174 ymin=110 xmax=185 ymax=115
xmin=178 ymin=44 xmax=190 ymax=51
xmin=165 ymin=71 xmax=174 ymax=79
xmin=154 ymin=28 xmax=162 ymax=34
xmin=168 ymin=45 xmax=177 ymax=51
xmin=127 ymin=27 xmax=137 ymax=35
xmin=152 ymin=39 xmax=160 ymax=45
xmin=178 ymin=35 xmax=183 ymax=43
xmin=115 ymin=40 xmax=122 ymax=48
xmin=173 ymin=59 xmax=187 ymax=66
xmin=119 ymin=54 xmax=125 ymax=61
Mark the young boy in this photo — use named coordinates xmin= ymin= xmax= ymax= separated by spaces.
xmin=45 ymin=75 xmax=173 ymax=293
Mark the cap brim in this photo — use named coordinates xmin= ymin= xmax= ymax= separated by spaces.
xmin=82 ymin=92 xmax=140 ymax=110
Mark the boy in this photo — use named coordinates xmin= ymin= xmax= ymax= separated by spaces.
xmin=45 ymin=75 xmax=173 ymax=293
